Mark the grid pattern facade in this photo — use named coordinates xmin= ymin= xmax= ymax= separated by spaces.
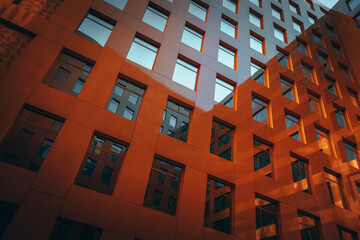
xmin=0 ymin=0 xmax=360 ymax=240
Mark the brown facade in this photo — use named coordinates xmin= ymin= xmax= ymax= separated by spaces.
xmin=0 ymin=0 xmax=360 ymax=239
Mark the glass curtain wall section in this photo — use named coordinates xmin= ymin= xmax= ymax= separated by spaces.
xmin=204 ymin=178 xmax=232 ymax=234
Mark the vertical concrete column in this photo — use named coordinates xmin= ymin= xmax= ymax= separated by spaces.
xmin=176 ymin=167 xmax=207 ymax=239
xmin=113 ymin=86 xmax=167 ymax=204
xmin=31 ymin=121 xmax=93 ymax=198
xmin=2 ymin=190 xmax=63 ymax=240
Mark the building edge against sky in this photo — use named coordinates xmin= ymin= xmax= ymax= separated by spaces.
xmin=0 ymin=0 xmax=360 ymax=239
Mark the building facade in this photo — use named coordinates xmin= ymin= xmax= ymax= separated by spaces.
xmin=0 ymin=0 xmax=360 ymax=239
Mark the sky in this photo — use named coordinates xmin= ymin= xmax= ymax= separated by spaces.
xmin=316 ymin=0 xmax=340 ymax=8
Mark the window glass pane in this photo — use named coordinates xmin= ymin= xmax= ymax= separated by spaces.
xmin=251 ymin=62 xmax=265 ymax=85
xmin=210 ymin=120 xmax=233 ymax=161
xmin=123 ymin=107 xmax=134 ymax=120
xmin=344 ymin=142 xmax=356 ymax=161
xmin=280 ymin=78 xmax=293 ymax=100
xmin=189 ymin=0 xmax=207 ymax=21
xmin=77 ymin=13 xmax=114 ymax=47
xmin=181 ymin=26 xmax=203 ymax=51
xmin=249 ymin=13 xmax=261 ymax=28
xmin=104 ymin=0 xmax=128 ymax=10
xmin=73 ymin=79 xmax=85 ymax=94
xmin=107 ymin=99 xmax=119 ymax=113
xmin=293 ymin=21 xmax=302 ymax=32
xmin=274 ymin=27 xmax=285 ymax=42
xmin=221 ymin=18 xmax=236 ymax=38
xmin=172 ymin=58 xmax=198 ymax=90
xmin=249 ymin=0 xmax=260 ymax=7
xmin=250 ymin=35 xmax=263 ymax=53
xmin=252 ymin=97 xmax=268 ymax=124
xmin=218 ymin=45 xmax=235 ymax=69
xmin=272 ymin=8 xmax=281 ymax=20
xmin=223 ymin=0 xmax=236 ymax=13
xmin=214 ymin=78 xmax=234 ymax=108
xmin=142 ymin=5 xmax=168 ymax=32
xmin=126 ymin=37 xmax=158 ymax=70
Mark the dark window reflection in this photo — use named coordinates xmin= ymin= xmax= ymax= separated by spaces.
xmin=0 ymin=106 xmax=64 ymax=171
xmin=74 ymin=134 xmax=128 ymax=195
xmin=43 ymin=51 xmax=94 ymax=97
xmin=253 ymin=138 xmax=272 ymax=177
xmin=161 ymin=100 xmax=191 ymax=142
xmin=204 ymin=178 xmax=232 ymax=234
xmin=255 ymin=195 xmax=278 ymax=239
xmin=106 ymin=77 xmax=145 ymax=121
xmin=210 ymin=120 xmax=233 ymax=161
xmin=143 ymin=157 xmax=183 ymax=216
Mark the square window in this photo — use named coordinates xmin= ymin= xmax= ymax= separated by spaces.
xmin=326 ymin=24 xmax=336 ymax=38
xmin=318 ymin=51 xmax=332 ymax=70
xmin=332 ymin=42 xmax=342 ymax=57
xmin=325 ymin=169 xmax=346 ymax=208
xmin=347 ymin=0 xmax=360 ymax=11
xmin=338 ymin=225 xmax=359 ymax=239
xmin=293 ymin=18 xmax=303 ymax=33
xmin=249 ymin=10 xmax=263 ymax=29
xmin=308 ymin=90 xmax=324 ymax=116
xmin=172 ymin=57 xmax=199 ymax=90
xmin=0 ymin=106 xmax=64 ymax=171
xmin=297 ymin=39 xmax=309 ymax=56
xmin=251 ymin=61 xmax=266 ymax=86
xmin=285 ymin=110 xmax=302 ymax=142
xmin=253 ymin=137 xmax=273 ymax=177
xmin=214 ymin=76 xmax=235 ymax=108
xmin=210 ymin=120 xmax=234 ymax=161
xmin=74 ymin=133 xmax=128 ymax=195
xmin=76 ymin=11 xmax=115 ymax=47
xmin=218 ymin=43 xmax=236 ymax=69
xmin=106 ymin=77 xmax=145 ymax=121
xmin=291 ymin=154 xmax=310 ymax=192
xmin=143 ymin=157 xmax=183 ymax=216
xmin=334 ymin=104 xmax=348 ymax=128
xmin=42 ymin=50 xmax=94 ymax=97
xmin=277 ymin=48 xmax=289 ymax=68
xmin=142 ymin=4 xmax=169 ymax=32
xmin=343 ymin=139 xmax=359 ymax=168
xmin=221 ymin=15 xmax=237 ymax=38
xmin=161 ymin=100 xmax=191 ymax=142
xmin=325 ymin=75 xmax=339 ymax=96
xmin=181 ymin=24 xmax=204 ymax=51
xmin=298 ymin=211 xmax=320 ymax=239
xmin=188 ymin=0 xmax=208 ymax=21
xmin=223 ymin=0 xmax=237 ymax=13
xmin=271 ymin=5 xmax=283 ymax=21
xmin=249 ymin=0 xmax=261 ymax=8
xmin=104 ymin=0 xmax=128 ymax=10
xmin=250 ymin=33 xmax=265 ymax=54
xmin=308 ymin=13 xmax=316 ymax=25
xmin=312 ymin=31 xmax=323 ymax=46
xmin=274 ymin=25 xmax=287 ymax=43
xmin=255 ymin=195 xmax=278 ymax=239
xmin=280 ymin=77 xmax=294 ymax=100
xmin=315 ymin=125 xmax=333 ymax=156
xmin=348 ymin=88 xmax=360 ymax=108
xmin=204 ymin=178 xmax=232 ymax=234
xmin=126 ymin=35 xmax=159 ymax=70
xmin=339 ymin=63 xmax=352 ymax=82
xmin=49 ymin=217 xmax=103 ymax=240
xmin=301 ymin=62 xmax=316 ymax=84
xmin=289 ymin=1 xmax=300 ymax=15
xmin=252 ymin=94 xmax=269 ymax=125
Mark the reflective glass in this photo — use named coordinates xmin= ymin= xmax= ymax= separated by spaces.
xmin=272 ymin=8 xmax=282 ymax=21
xmin=181 ymin=26 xmax=203 ymax=51
xmin=126 ymin=37 xmax=158 ymax=70
xmin=249 ymin=13 xmax=261 ymax=28
xmin=293 ymin=21 xmax=302 ymax=32
xmin=142 ymin=5 xmax=168 ymax=31
xmin=214 ymin=78 xmax=234 ymax=108
xmin=172 ymin=58 xmax=198 ymax=90
xmin=218 ymin=45 xmax=235 ymax=69
xmin=221 ymin=18 xmax=236 ymax=38
xmin=250 ymin=35 xmax=263 ymax=53
xmin=104 ymin=0 xmax=128 ymax=10
xmin=274 ymin=27 xmax=285 ymax=42
xmin=189 ymin=0 xmax=207 ymax=21
xmin=77 ymin=13 xmax=114 ymax=47
xmin=223 ymin=0 xmax=237 ymax=13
